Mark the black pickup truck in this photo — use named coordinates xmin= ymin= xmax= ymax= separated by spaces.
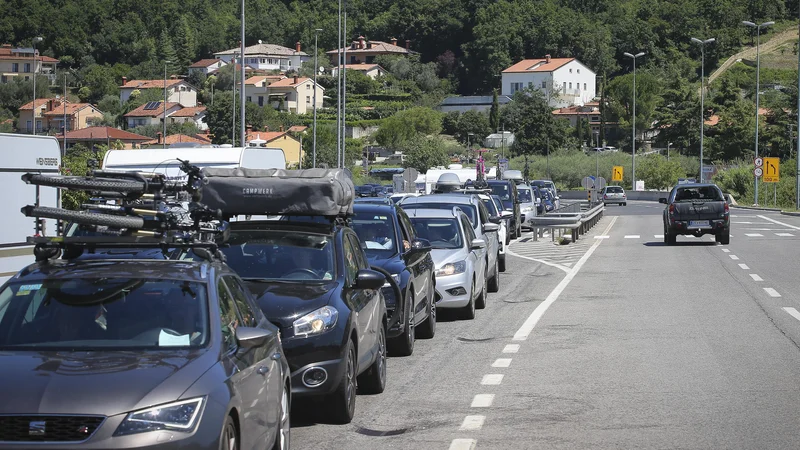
xmin=660 ymin=183 xmax=730 ymax=245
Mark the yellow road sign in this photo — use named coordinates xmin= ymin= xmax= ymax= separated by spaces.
xmin=763 ymin=157 xmax=780 ymax=183
xmin=612 ymin=166 xmax=623 ymax=182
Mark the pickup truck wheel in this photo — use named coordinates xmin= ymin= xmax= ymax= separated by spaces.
xmin=623 ymin=202 xmax=627 ymax=206
xmin=718 ymin=230 xmax=730 ymax=245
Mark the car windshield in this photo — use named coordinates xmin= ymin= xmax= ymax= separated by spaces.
xmin=404 ymin=203 xmax=477 ymax=228
xmin=357 ymin=186 xmax=374 ymax=194
xmin=352 ymin=212 xmax=398 ymax=255
xmin=606 ymin=186 xmax=624 ymax=193
xmin=674 ymin=186 xmax=722 ymax=202
xmin=0 ymin=278 xmax=208 ymax=350
xmin=411 ymin=218 xmax=463 ymax=249
xmin=221 ymin=230 xmax=335 ymax=281
xmin=518 ymin=189 xmax=532 ymax=203
xmin=488 ymin=183 xmax=511 ymax=201
xmin=481 ymin=197 xmax=498 ymax=216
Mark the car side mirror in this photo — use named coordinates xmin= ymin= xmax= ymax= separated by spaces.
xmin=659 ymin=198 xmax=667 ymax=204
xmin=483 ymin=223 xmax=499 ymax=233
xmin=236 ymin=327 xmax=273 ymax=349
xmin=354 ymin=269 xmax=386 ymax=290
xmin=410 ymin=238 xmax=431 ymax=253
xmin=488 ymin=215 xmax=502 ymax=224
xmin=500 ymin=211 xmax=513 ymax=218
xmin=471 ymin=238 xmax=487 ymax=250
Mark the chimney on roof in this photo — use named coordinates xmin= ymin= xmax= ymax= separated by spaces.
xmin=156 ymin=132 xmax=163 ymax=144
xmin=390 ymin=37 xmax=398 ymax=46
xmin=48 ymin=99 xmax=55 ymax=112
xmin=545 ymin=54 xmax=551 ymax=63
xmin=293 ymin=75 xmax=299 ymax=84
xmin=279 ymin=125 xmax=284 ymax=132
xmin=405 ymin=39 xmax=410 ymax=50
xmin=366 ymin=40 xmax=372 ymax=49
xmin=296 ymin=41 xmax=301 ymax=53
xmin=170 ymin=75 xmax=177 ymax=79
xmin=246 ymin=125 xmax=253 ymax=133
xmin=122 ymin=76 xmax=127 ymax=85
xmin=359 ymin=36 xmax=365 ymax=49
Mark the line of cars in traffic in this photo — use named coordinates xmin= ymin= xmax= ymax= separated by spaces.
xmin=0 ymin=165 xmax=560 ymax=450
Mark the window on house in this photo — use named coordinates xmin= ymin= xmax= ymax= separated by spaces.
xmin=288 ymin=61 xmax=292 ymax=67
xmin=307 ymin=96 xmax=311 ymax=104
xmin=510 ymin=82 xmax=524 ymax=94
xmin=584 ymin=83 xmax=587 ymax=90
xmin=258 ymin=96 xmax=264 ymax=106
xmin=350 ymin=56 xmax=357 ymax=64
xmin=0 ymin=75 xmax=6 ymax=83
xmin=24 ymin=63 xmax=31 ymax=73
xmin=306 ymin=84 xmax=311 ymax=90
xmin=366 ymin=56 xmax=375 ymax=63
xmin=569 ymin=82 xmax=572 ymax=89
xmin=569 ymin=68 xmax=573 ymax=73
xmin=577 ymin=69 xmax=581 ymax=74
xmin=528 ymin=82 xmax=533 ymax=88
xmin=541 ymin=81 xmax=547 ymax=89
xmin=247 ymin=96 xmax=252 ymax=103
xmin=12 ymin=63 xmax=18 ymax=72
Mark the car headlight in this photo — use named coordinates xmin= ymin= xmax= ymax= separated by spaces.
xmin=114 ymin=397 xmax=205 ymax=436
xmin=293 ymin=306 xmax=338 ymax=337
xmin=436 ymin=260 xmax=467 ymax=277
xmin=382 ymin=273 xmax=401 ymax=288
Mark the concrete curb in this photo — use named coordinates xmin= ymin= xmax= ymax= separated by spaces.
xmin=780 ymin=211 xmax=800 ymax=217
xmin=731 ymin=205 xmax=782 ymax=212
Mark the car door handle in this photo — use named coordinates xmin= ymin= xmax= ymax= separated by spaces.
xmin=257 ymin=366 xmax=270 ymax=375
xmin=270 ymin=353 xmax=282 ymax=361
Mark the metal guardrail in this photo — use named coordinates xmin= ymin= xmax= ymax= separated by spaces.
xmin=527 ymin=201 xmax=604 ymax=242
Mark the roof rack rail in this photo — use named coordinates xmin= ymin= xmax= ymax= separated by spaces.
xmin=28 ymin=235 xmax=226 ymax=263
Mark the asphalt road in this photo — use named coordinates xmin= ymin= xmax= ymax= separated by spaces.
xmin=290 ymin=200 xmax=800 ymax=449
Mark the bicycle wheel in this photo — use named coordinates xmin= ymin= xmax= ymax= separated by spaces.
xmin=22 ymin=206 xmax=146 ymax=229
xmin=22 ymin=174 xmax=147 ymax=194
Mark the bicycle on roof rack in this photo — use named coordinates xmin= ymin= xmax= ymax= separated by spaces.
xmin=20 ymin=159 xmax=228 ymax=262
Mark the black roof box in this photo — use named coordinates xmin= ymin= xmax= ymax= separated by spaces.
xmin=200 ymin=167 xmax=355 ymax=217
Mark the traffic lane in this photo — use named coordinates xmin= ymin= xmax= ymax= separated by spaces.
xmin=471 ymin=214 xmax=800 ymax=449
xmin=602 ymin=200 xmax=661 ymax=216
xmin=289 ymin=250 xmax=567 ymax=448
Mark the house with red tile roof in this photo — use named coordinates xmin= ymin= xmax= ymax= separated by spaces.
xmin=188 ymin=58 xmax=227 ymax=76
xmin=327 ymin=36 xmax=415 ymax=65
xmin=246 ymin=128 xmax=304 ymax=167
xmin=123 ymin=102 xmax=183 ymax=128
xmin=166 ymin=106 xmax=208 ymax=131
xmin=54 ymin=126 xmax=152 ymax=150
xmin=215 ymin=42 xmax=310 ymax=72
xmin=142 ymin=133 xmax=213 ymax=147
xmin=264 ymin=76 xmax=324 ymax=114
xmin=119 ymin=77 xmax=198 ymax=107
xmin=501 ymin=55 xmax=596 ymax=108
xmin=0 ymin=44 xmax=58 ymax=85
xmin=18 ymin=98 xmax=104 ymax=134
xmin=330 ymin=63 xmax=386 ymax=79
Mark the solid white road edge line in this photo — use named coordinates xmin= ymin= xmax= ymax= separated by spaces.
xmin=757 ymin=215 xmax=800 ymax=231
xmin=502 ymin=344 xmax=519 ymax=353
xmin=764 ymin=288 xmax=781 ymax=298
xmin=449 ymin=438 xmax=477 ymax=450
xmin=512 ymin=216 xmax=618 ymax=341
xmin=782 ymin=307 xmax=800 ymax=322
xmin=481 ymin=374 xmax=504 ymax=385
xmin=471 ymin=394 xmax=494 ymax=408
xmin=459 ymin=416 xmax=485 ymax=431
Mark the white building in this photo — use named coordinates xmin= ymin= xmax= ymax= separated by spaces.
xmin=501 ymin=55 xmax=596 ymax=108
xmin=119 ymin=78 xmax=198 ymax=107
xmin=214 ymin=42 xmax=310 ymax=72
xmin=188 ymin=59 xmax=227 ymax=76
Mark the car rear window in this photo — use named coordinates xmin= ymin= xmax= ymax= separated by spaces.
xmin=403 ymin=203 xmax=477 ymax=228
xmin=606 ymin=187 xmax=624 ymax=193
xmin=675 ymin=186 xmax=722 ymax=201
xmin=518 ymin=189 xmax=532 ymax=203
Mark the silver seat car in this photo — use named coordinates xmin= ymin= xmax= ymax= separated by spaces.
xmin=407 ymin=209 xmax=487 ymax=320
xmin=516 ymin=185 xmax=537 ymax=230
xmin=399 ymin=193 xmax=501 ymax=295
xmin=602 ymin=185 xmax=627 ymax=206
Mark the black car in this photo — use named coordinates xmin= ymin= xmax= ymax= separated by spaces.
xmin=221 ymin=218 xmax=388 ymax=424
xmin=487 ymin=179 xmax=521 ymax=239
xmin=660 ymin=183 xmax=730 ymax=245
xmin=356 ymin=185 xmax=377 ymax=197
xmin=0 ymin=250 xmax=292 ymax=450
xmin=352 ymin=203 xmax=436 ymax=356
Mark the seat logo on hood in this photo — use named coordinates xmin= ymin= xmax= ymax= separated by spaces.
xmin=29 ymin=420 xmax=46 ymax=436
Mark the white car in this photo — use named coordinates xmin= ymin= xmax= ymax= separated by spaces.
xmin=478 ymin=193 xmax=508 ymax=272
xmin=407 ymin=208 xmax=488 ymax=320
xmin=516 ymin=185 xmax=537 ymax=230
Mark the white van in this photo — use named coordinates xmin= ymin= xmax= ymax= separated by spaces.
xmin=0 ymin=133 xmax=61 ymax=283
xmin=102 ymin=146 xmax=287 ymax=182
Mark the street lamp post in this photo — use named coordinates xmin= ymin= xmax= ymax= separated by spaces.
xmin=31 ymin=37 xmax=43 ymax=135
xmin=623 ymin=51 xmax=645 ymax=191
xmin=743 ymin=20 xmax=775 ymax=205
xmin=336 ymin=0 xmax=342 ymax=169
xmin=232 ymin=52 xmax=237 ymax=146
xmin=163 ymin=61 xmax=171 ymax=149
xmin=667 ymin=141 xmax=672 ymax=161
xmin=240 ymin=0 xmax=246 ymax=148
xmin=691 ymin=37 xmax=715 ymax=183
xmin=312 ymin=28 xmax=322 ymax=168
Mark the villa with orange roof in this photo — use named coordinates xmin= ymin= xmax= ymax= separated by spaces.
xmin=118 ymin=77 xmax=198 ymax=107
xmin=501 ymin=55 xmax=596 ymax=107
xmin=0 ymin=44 xmax=58 ymax=85
xmin=18 ymin=98 xmax=104 ymax=134
xmin=261 ymin=75 xmax=324 ymax=114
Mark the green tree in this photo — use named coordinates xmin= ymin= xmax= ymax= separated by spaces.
xmin=402 ymin=135 xmax=450 ymax=173
xmin=345 ymin=70 xmax=380 ymax=95
xmin=706 ymin=100 xmax=756 ymax=161
xmin=500 ymin=87 xmax=572 ymax=155
xmin=157 ymin=29 xmax=179 ymax=75
xmin=455 ymin=110 xmax=492 ymax=146
xmin=79 ymin=64 xmax=120 ymax=104
xmin=636 ymin=154 xmax=685 ymax=190
xmin=607 ymin=71 xmax=662 ymax=147
xmin=489 ymin=89 xmax=500 ymax=132
xmin=61 ymin=143 xmax=108 ymax=210
xmin=442 ymin=111 xmax=460 ymax=135
xmin=301 ymin=125 xmax=361 ymax=169
xmin=175 ymin=15 xmax=197 ymax=72
xmin=375 ymin=107 xmax=443 ymax=149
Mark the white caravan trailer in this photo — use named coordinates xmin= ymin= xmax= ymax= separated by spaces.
xmin=102 ymin=146 xmax=287 ymax=182
xmin=0 ymin=133 xmax=61 ymax=283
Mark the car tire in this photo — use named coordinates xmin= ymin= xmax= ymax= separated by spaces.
xmin=219 ymin=415 xmax=239 ymax=450
xmin=623 ymin=202 xmax=627 ymax=206
xmin=271 ymin=385 xmax=291 ymax=450
xmin=326 ymin=339 xmax=357 ymax=424
xmin=358 ymin=324 xmax=387 ymax=394
xmin=461 ymin=278 xmax=476 ymax=320
xmin=488 ymin=258 xmax=500 ymax=293
xmin=498 ymin=254 xmax=506 ymax=273
xmin=475 ymin=271 xmax=487 ymax=310
xmin=388 ymin=291 xmax=414 ymax=357
xmin=718 ymin=230 xmax=730 ymax=245
xmin=416 ymin=280 xmax=436 ymax=339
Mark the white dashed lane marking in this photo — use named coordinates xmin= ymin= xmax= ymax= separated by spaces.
xmin=449 ymin=438 xmax=477 ymax=450
xmin=471 ymin=394 xmax=494 ymax=408
xmin=459 ymin=416 xmax=485 ymax=431
xmin=730 ymin=255 xmax=740 ymax=260
xmin=654 ymin=234 xmax=664 ymax=238
xmin=750 ymin=274 xmax=763 ymax=281
xmin=481 ymin=374 xmax=504 ymax=385
xmin=745 ymin=233 xmax=764 ymax=237
xmin=776 ymin=232 xmax=795 ymax=237
xmin=491 ymin=358 xmax=512 ymax=368
xmin=739 ymin=263 xmax=750 ymax=270
xmin=594 ymin=235 xmax=610 ymax=239
xmin=624 ymin=235 xmax=640 ymax=239
xmin=783 ymin=307 xmax=800 ymax=322
xmin=722 ymin=249 xmax=730 ymax=253
xmin=502 ymin=344 xmax=519 ymax=354
xmin=764 ymin=288 xmax=782 ymax=298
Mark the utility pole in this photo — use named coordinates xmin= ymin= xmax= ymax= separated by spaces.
xmin=336 ymin=0 xmax=342 ymax=169
xmin=240 ymin=0 xmax=246 ymax=148
xmin=312 ymin=28 xmax=322 ymax=168
xmin=232 ymin=52 xmax=237 ymax=146
xmin=163 ymin=62 xmax=169 ymax=148
xmin=31 ymin=37 xmax=43 ymax=135
xmin=691 ymin=37 xmax=716 ymax=183
xmin=623 ymin=51 xmax=645 ymax=191
xmin=797 ymin=8 xmax=800 ymax=210
xmin=341 ymin=0 xmax=348 ymax=168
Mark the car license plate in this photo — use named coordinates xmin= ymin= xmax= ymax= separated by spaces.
xmin=688 ymin=220 xmax=710 ymax=228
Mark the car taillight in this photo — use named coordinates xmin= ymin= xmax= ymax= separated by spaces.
xmin=724 ymin=203 xmax=729 ymax=214
xmin=604 ymin=194 xmax=608 ymax=199
xmin=669 ymin=204 xmax=676 ymax=215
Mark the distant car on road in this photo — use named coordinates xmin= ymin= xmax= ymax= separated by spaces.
xmin=531 ymin=180 xmax=560 ymax=209
xmin=356 ymin=185 xmax=378 ymax=197
xmin=602 ymin=185 xmax=627 ymax=206
xmin=516 ymin=185 xmax=537 ymax=230
xmin=660 ymin=183 xmax=730 ymax=245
